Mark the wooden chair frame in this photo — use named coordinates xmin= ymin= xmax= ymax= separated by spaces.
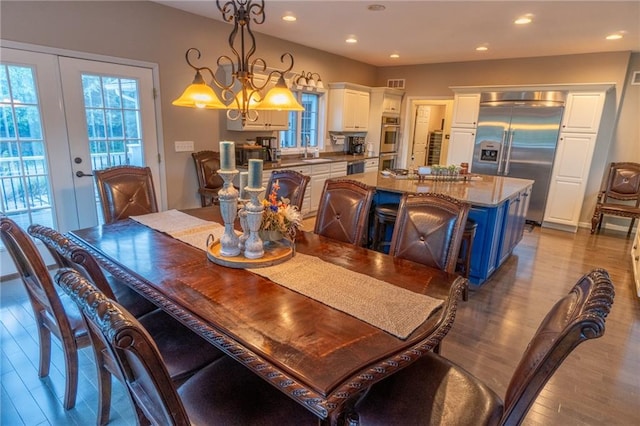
xmin=591 ymin=161 xmax=640 ymax=235
xmin=191 ymin=150 xmax=224 ymax=207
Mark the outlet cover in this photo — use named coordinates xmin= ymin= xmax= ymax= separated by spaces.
xmin=175 ymin=140 xmax=194 ymax=152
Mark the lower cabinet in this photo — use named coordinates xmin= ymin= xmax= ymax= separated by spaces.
xmin=310 ymin=163 xmax=332 ymax=212
xmin=364 ymin=158 xmax=379 ymax=173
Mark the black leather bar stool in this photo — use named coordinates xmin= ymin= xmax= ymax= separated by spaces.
xmin=371 ymin=203 xmax=399 ymax=252
xmin=456 ymin=218 xmax=477 ymax=300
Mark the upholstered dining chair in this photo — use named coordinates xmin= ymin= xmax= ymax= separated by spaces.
xmin=389 ymin=193 xmax=470 ymax=274
xmin=191 ymin=150 xmax=224 ymax=207
xmin=314 ymin=179 xmax=375 ymax=246
xmin=265 ymin=169 xmax=311 ymax=212
xmin=0 ymin=216 xmax=91 ymax=410
xmin=591 ymin=161 xmax=640 ymax=236
xmin=347 ymin=268 xmax=614 ymax=426
xmin=94 ymin=165 xmax=158 ymax=223
xmin=56 ymin=269 xmax=319 ymax=425
xmin=27 ymin=224 xmax=226 ymax=425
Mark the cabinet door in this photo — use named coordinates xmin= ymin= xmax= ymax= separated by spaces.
xmin=364 ymin=158 xmax=379 ymax=173
xmin=451 ymin=93 xmax=480 ymax=128
xmin=354 ymin=91 xmax=370 ymax=130
xmin=561 ymin=92 xmax=605 ymax=133
xmin=330 ymin=161 xmax=348 ymax=178
xmin=446 ymin=128 xmax=476 ymax=167
xmin=383 ymin=94 xmax=402 ymax=114
xmin=310 ymin=163 xmax=332 ymax=212
xmin=543 ymin=133 xmax=597 ymax=228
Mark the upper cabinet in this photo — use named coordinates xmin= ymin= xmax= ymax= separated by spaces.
xmin=560 ymin=92 xmax=606 ymax=133
xmin=450 ymin=93 xmax=481 ymax=128
xmin=328 ymin=83 xmax=371 ymax=132
xmin=382 ymin=93 xmax=402 ymax=115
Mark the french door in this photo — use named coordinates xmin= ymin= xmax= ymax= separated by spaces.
xmin=1 ymin=46 xmax=163 ymax=274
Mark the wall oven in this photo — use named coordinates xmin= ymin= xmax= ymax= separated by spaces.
xmin=380 ymin=115 xmax=400 ymax=153
xmin=379 ymin=152 xmax=397 ymax=172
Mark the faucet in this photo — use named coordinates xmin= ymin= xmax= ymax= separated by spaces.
xmin=303 ymin=136 xmax=309 ymax=158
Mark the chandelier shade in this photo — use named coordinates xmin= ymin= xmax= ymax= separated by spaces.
xmin=171 ymin=70 xmax=227 ymax=109
xmin=258 ymin=75 xmax=305 ymax=111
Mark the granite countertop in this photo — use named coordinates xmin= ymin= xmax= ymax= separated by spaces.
xmin=260 ymin=154 xmax=374 ymax=169
xmin=346 ymin=171 xmax=534 ymax=207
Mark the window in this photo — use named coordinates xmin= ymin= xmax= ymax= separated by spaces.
xmin=280 ymin=91 xmax=323 ymax=152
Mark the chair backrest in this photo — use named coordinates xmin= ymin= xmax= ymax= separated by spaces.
xmin=600 ymin=161 xmax=640 ymax=204
xmin=56 ymin=268 xmax=190 ymax=425
xmin=28 ymin=224 xmax=117 ymax=300
xmin=0 ymin=216 xmax=75 ymax=340
xmin=265 ymin=169 xmax=311 ymax=212
xmin=389 ymin=193 xmax=470 ymax=273
xmin=94 ymin=165 xmax=158 ymax=224
xmin=313 ymin=179 xmax=374 ymax=245
xmin=500 ymin=268 xmax=614 ymax=425
xmin=192 ymin=150 xmax=224 ymax=190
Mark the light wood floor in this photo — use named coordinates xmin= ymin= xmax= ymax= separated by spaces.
xmin=1 ymin=223 xmax=638 ymax=425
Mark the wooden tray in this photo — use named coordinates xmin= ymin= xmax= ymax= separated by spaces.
xmin=207 ymin=238 xmax=294 ymax=268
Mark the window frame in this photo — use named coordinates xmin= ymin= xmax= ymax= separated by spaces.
xmin=280 ymin=88 xmax=326 ymax=154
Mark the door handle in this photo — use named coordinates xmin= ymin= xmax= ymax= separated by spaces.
xmin=497 ymin=130 xmax=508 ymax=174
xmin=504 ymin=131 xmax=515 ymax=175
xmin=75 ymin=170 xmax=94 ymax=178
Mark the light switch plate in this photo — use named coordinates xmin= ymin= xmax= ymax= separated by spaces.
xmin=175 ymin=141 xmax=194 ymax=152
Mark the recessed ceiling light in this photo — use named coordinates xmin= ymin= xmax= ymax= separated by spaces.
xmin=346 ymin=36 xmax=358 ymax=44
xmin=476 ymin=46 xmax=489 ymax=52
xmin=606 ymin=33 xmax=624 ymax=40
xmin=282 ymin=14 xmax=296 ymax=22
xmin=368 ymin=4 xmax=386 ymax=12
xmin=390 ymin=53 xmax=400 ymax=59
xmin=515 ymin=14 xmax=533 ymax=25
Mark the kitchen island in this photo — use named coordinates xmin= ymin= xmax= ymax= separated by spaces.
xmin=345 ymin=171 xmax=534 ymax=286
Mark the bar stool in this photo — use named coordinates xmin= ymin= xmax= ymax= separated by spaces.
xmin=456 ymin=218 xmax=477 ymax=301
xmin=371 ymin=203 xmax=398 ymax=252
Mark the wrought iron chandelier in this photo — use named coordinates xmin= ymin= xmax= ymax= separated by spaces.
xmin=172 ymin=0 xmax=304 ymax=124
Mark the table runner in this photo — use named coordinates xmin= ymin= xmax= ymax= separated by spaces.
xmin=130 ymin=210 xmax=443 ymax=339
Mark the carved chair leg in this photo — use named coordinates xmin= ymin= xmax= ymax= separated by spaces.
xmin=96 ymin=361 xmax=113 ymax=426
xmin=591 ymin=209 xmax=601 ymax=234
xmin=62 ymin=343 xmax=79 ymax=410
xmin=628 ymin=218 xmax=636 ymax=236
xmin=37 ymin=318 xmax=52 ymax=378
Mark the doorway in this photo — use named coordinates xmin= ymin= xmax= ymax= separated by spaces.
xmin=401 ymin=98 xmax=453 ymax=169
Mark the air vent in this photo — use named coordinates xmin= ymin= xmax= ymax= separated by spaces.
xmin=387 ymin=79 xmax=405 ymax=89
xmin=632 ymin=71 xmax=640 ymax=85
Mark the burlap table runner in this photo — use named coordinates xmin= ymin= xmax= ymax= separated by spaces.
xmin=130 ymin=210 xmax=443 ymax=339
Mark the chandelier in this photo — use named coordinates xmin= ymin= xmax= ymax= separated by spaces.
xmin=172 ymin=0 xmax=304 ymax=124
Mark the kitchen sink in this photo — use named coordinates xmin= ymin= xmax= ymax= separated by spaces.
xmin=301 ymin=158 xmax=331 ymax=163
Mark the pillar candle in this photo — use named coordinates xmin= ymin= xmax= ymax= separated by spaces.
xmin=220 ymin=141 xmax=235 ymax=171
xmin=248 ymin=159 xmax=263 ymax=189
xmin=239 ymin=171 xmax=248 ymax=199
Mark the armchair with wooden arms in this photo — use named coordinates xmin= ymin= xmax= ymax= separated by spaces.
xmin=591 ymin=161 xmax=640 ymax=236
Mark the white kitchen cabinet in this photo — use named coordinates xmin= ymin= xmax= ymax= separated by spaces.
xmin=227 ymin=110 xmax=289 ymax=131
xmin=450 ymin=93 xmax=480 ymax=128
xmin=446 ymin=128 xmax=476 ymax=168
xmin=632 ymin=224 xmax=640 ymax=298
xmin=382 ymin=93 xmax=402 ymax=115
xmin=328 ymin=84 xmax=370 ymax=132
xmin=543 ymin=132 xmax=597 ymax=230
xmin=364 ymin=158 xmax=379 ymax=173
xmin=330 ymin=161 xmax=348 ymax=178
xmin=310 ymin=163 xmax=332 ymax=212
xmin=560 ymin=92 xmax=605 ymax=133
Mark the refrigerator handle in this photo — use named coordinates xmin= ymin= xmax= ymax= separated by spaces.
xmin=504 ymin=130 xmax=515 ymax=175
xmin=497 ymin=130 xmax=508 ymax=174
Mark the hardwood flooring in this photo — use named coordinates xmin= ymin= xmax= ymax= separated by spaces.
xmin=1 ymin=224 xmax=638 ymax=425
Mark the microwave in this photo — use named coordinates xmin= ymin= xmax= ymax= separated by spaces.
xmin=236 ymin=145 xmax=267 ymax=166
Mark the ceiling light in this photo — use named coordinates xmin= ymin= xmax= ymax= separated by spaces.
xmin=606 ymin=33 xmax=623 ymax=40
xmin=346 ymin=36 xmax=358 ymax=44
xmin=368 ymin=4 xmax=386 ymax=12
xmin=390 ymin=53 xmax=400 ymax=59
xmin=514 ymin=14 xmax=533 ymax=25
xmin=282 ymin=13 xmax=296 ymax=22
xmin=172 ymin=0 xmax=304 ymax=124
xmin=476 ymin=46 xmax=489 ymax=52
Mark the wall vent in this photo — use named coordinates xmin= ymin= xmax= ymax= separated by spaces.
xmin=632 ymin=71 xmax=640 ymax=85
xmin=387 ymin=79 xmax=405 ymax=89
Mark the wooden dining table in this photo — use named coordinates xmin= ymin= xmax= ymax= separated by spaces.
xmin=67 ymin=207 xmax=466 ymax=425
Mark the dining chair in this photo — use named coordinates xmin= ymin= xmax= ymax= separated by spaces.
xmin=591 ymin=161 xmax=640 ymax=236
xmin=27 ymin=224 xmax=226 ymax=425
xmin=314 ymin=179 xmax=375 ymax=246
xmin=191 ymin=150 xmax=224 ymax=207
xmin=389 ymin=193 xmax=470 ymax=274
xmin=347 ymin=268 xmax=614 ymax=426
xmin=265 ymin=169 xmax=311 ymax=212
xmin=94 ymin=165 xmax=158 ymax=224
xmin=0 ymin=216 xmax=91 ymax=410
xmin=56 ymin=268 xmax=319 ymax=425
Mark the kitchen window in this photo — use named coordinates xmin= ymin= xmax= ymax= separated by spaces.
xmin=280 ymin=91 xmax=324 ymax=152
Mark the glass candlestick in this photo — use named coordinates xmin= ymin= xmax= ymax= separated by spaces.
xmin=217 ymin=169 xmax=241 ymax=257
xmin=243 ymin=186 xmax=265 ymax=259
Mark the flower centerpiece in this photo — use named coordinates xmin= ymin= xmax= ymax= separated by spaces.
xmin=260 ymin=179 xmax=303 ymax=242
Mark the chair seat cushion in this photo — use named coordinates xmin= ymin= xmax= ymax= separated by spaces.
xmin=598 ymin=203 xmax=640 ymax=217
xmin=179 ymin=356 xmax=318 ymax=425
xmin=138 ymin=310 xmax=225 ymax=384
xmin=105 ymin=274 xmax=157 ymax=318
xmin=353 ymin=352 xmax=504 ymax=426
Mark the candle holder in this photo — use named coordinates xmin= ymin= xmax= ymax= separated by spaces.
xmin=243 ymin=186 xmax=265 ymax=259
xmin=237 ymin=197 xmax=250 ymax=252
xmin=217 ymin=169 xmax=241 ymax=257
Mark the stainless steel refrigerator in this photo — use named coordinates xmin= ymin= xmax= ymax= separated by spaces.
xmin=471 ymin=92 xmax=566 ymax=224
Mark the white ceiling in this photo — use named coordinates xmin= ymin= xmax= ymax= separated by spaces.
xmin=155 ymin=0 xmax=640 ymax=67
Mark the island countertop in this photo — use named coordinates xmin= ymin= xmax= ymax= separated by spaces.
xmin=345 ymin=171 xmax=534 ymax=207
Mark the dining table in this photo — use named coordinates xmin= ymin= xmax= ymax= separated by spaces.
xmin=67 ymin=207 xmax=467 ymax=425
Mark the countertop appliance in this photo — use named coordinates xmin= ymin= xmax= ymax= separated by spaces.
xmin=236 ymin=144 xmax=267 ymax=166
xmin=471 ymin=91 xmax=566 ymax=224
xmin=348 ymin=136 xmax=366 ymax=155
xmin=257 ymin=136 xmax=280 ymax=162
